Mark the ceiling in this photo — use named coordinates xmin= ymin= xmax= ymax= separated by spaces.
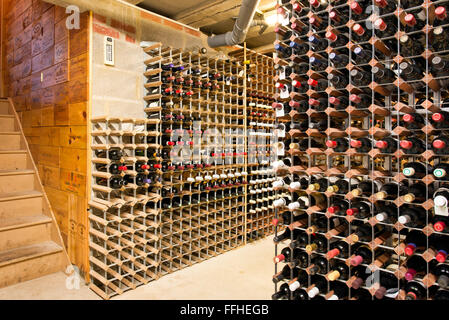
xmin=134 ymin=0 xmax=277 ymax=51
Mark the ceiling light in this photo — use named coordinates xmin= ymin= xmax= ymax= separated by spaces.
xmin=264 ymin=11 xmax=278 ymax=26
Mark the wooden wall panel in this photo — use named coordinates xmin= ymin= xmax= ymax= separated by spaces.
xmin=2 ymin=0 xmax=89 ymax=278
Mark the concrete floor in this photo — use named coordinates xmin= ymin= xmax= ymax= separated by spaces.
xmin=0 ymin=236 xmax=274 ymax=300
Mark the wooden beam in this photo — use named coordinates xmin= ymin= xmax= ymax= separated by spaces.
xmin=124 ymin=0 xmax=145 ymax=5
xmin=173 ymin=0 xmax=227 ymax=21
xmin=253 ymin=43 xmax=275 ymax=54
xmin=177 ymin=0 xmax=242 ymax=28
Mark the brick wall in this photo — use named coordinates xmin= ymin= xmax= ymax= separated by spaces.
xmin=2 ymin=0 xmax=89 ymax=277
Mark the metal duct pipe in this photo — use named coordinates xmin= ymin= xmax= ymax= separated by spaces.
xmin=207 ymin=0 xmax=261 ymax=48
xmin=251 ymin=19 xmax=268 ymax=35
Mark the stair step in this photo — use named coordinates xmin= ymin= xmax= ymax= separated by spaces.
xmin=0 ymin=132 xmax=21 ymax=151
xmin=0 ymin=169 xmax=34 ymax=176
xmin=0 ymin=150 xmax=27 ymax=154
xmin=0 ymin=170 xmax=35 ymax=193
xmin=0 ymin=150 xmax=28 ymax=171
xmin=0 ymin=115 xmax=15 ymax=132
xmin=0 ymin=241 xmax=62 ymax=268
xmin=0 ymin=101 xmax=10 ymax=115
xmin=0 ymin=190 xmax=42 ymax=202
xmin=0 ymin=215 xmax=52 ymax=232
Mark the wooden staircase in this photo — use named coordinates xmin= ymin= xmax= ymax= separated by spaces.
xmin=0 ymin=98 xmax=70 ymax=288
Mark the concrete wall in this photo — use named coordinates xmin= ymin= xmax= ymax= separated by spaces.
xmin=90 ymin=5 xmax=209 ymax=119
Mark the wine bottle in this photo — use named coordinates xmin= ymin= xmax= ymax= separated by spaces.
xmin=272 ymin=283 xmax=291 ymax=300
xmin=432 ymin=135 xmax=449 ymax=155
xmin=404 ymin=10 xmax=427 ymax=32
xmin=403 ymin=181 xmax=428 ymax=203
xmin=404 ymin=255 xmax=431 ymax=281
xmin=373 ymin=271 xmax=401 ymax=299
xmin=404 ymin=281 xmax=427 ymax=300
xmin=350 ymin=0 xmax=370 ymax=20
xmin=400 ymin=137 xmax=427 ymax=155
xmin=326 ymin=138 xmax=349 ymax=152
xmin=375 ymin=202 xmax=398 ymax=223
xmin=328 ymin=72 xmax=349 ymax=89
xmin=328 ymin=281 xmax=349 ymax=300
xmin=432 ymin=111 xmax=449 ymax=129
xmin=433 ymin=163 xmax=449 ymax=180
xmin=351 ymin=179 xmax=382 ymax=197
xmin=327 ymin=178 xmax=360 ymax=195
xmin=430 ymin=234 xmax=449 ymax=263
xmin=273 ymin=265 xmax=299 ymax=284
xmin=352 ymin=23 xmax=371 ymax=43
xmin=353 ymin=46 xmax=372 ymax=65
xmin=288 ymin=269 xmax=309 ymax=291
xmin=398 ymin=206 xmax=426 ymax=227
xmin=350 ymin=69 xmax=371 ymax=86
xmin=404 ymin=230 xmax=427 ymax=256
xmin=329 ymin=8 xmax=349 ymax=26
xmin=346 ymin=201 xmax=371 ymax=218
xmin=326 ymin=31 xmax=349 ymax=48
xmin=350 ymin=265 xmax=372 ymax=289
xmin=350 ymin=137 xmax=372 ymax=153
xmin=306 ymin=233 xmax=328 ymax=253
xmin=329 ymin=96 xmax=349 ymax=109
xmin=307 ymin=275 xmax=327 ymax=298
xmin=327 ymin=240 xmax=350 ymax=259
xmin=374 ymin=16 xmax=397 ymax=38
xmin=309 ymin=255 xmax=329 ymax=275
xmin=350 ymin=244 xmax=374 ymax=266
xmin=400 ymin=34 xmax=425 ymax=57
xmin=375 ymin=137 xmax=398 ymax=154
xmin=402 ymin=113 xmax=425 ymax=129
xmin=328 ymin=261 xmax=349 ymax=281
xmin=307 ymin=176 xmax=329 ymax=192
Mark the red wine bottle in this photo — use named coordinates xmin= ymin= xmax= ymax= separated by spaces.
xmin=404 ymin=255 xmax=430 ymax=281
xmin=346 ymin=200 xmax=371 ymax=218
xmin=327 ymin=240 xmax=350 ymax=259
xmin=327 ymin=198 xmax=350 ymax=215
xmin=432 ymin=111 xmax=449 ymax=129
xmin=352 ymin=23 xmax=371 ymax=43
xmin=402 ymin=113 xmax=425 ymax=129
xmin=375 ymin=137 xmax=398 ymax=154
xmin=404 ymin=230 xmax=427 ymax=256
xmin=400 ymin=137 xmax=427 ymax=154
xmin=432 ymin=135 xmax=449 ymax=155
xmin=326 ymin=138 xmax=349 ymax=152
xmin=404 ymin=281 xmax=427 ymax=300
xmin=350 ymin=137 xmax=372 ymax=153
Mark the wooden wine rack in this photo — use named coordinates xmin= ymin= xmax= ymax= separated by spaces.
xmin=231 ymin=48 xmax=279 ymax=241
xmin=88 ymin=42 xmax=279 ymax=299
xmin=273 ymin=0 xmax=449 ymax=300
xmin=89 ymin=117 xmax=162 ymax=299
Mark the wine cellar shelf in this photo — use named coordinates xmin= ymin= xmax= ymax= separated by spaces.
xmin=89 ymin=43 xmax=277 ymax=299
xmin=272 ymin=0 xmax=449 ymax=300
